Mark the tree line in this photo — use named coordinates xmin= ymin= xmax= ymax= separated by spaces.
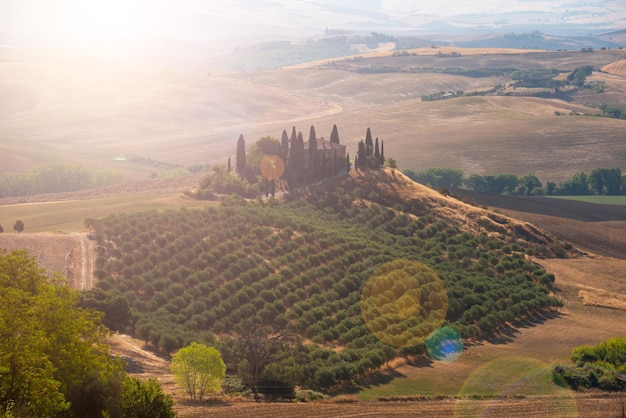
xmin=0 ymin=161 xmax=125 ymax=198
xmin=403 ymin=167 xmax=626 ymax=196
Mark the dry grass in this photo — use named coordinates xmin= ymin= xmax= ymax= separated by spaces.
xmin=3 ymin=47 xmax=626 ymax=416
xmin=2 ymin=48 xmax=626 ymax=184
xmin=602 ymin=59 xmax=626 ymax=77
xmin=3 ymin=169 xmax=626 ymax=416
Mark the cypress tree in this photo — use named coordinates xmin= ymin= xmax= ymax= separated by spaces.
xmin=330 ymin=124 xmax=340 ymax=144
xmin=374 ymin=137 xmax=380 ymax=163
xmin=227 ymin=157 xmax=231 ymax=173
xmin=291 ymin=126 xmax=297 ymax=143
xmin=346 ymin=153 xmax=351 ymax=173
xmin=290 ymin=131 xmax=305 ymax=187
xmin=281 ymin=130 xmax=289 ymax=160
xmin=281 ymin=130 xmax=289 ymax=185
xmin=365 ymin=128 xmax=373 ymax=157
xmin=380 ymin=139 xmax=385 ymax=166
xmin=358 ymin=140 xmax=366 ymax=169
xmin=236 ymin=134 xmax=246 ymax=175
xmin=308 ymin=126 xmax=318 ymax=181
xmin=288 ymin=127 xmax=298 ymax=187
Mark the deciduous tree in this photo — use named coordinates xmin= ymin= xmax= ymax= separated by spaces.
xmin=13 ymin=220 xmax=24 ymax=233
xmin=171 ymin=342 xmax=226 ymax=401
xmin=121 ymin=377 xmax=176 ymax=418
xmin=0 ymin=249 xmax=125 ymax=417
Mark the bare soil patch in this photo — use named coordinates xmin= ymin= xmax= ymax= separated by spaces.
xmin=0 ymin=232 xmax=93 ymax=289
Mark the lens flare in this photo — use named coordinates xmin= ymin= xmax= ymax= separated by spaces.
xmin=426 ymin=326 xmax=463 ymax=363
xmin=259 ymin=155 xmax=285 ymax=180
xmin=361 ymin=260 xmax=447 ymax=348
xmin=454 ymin=356 xmax=578 ymax=417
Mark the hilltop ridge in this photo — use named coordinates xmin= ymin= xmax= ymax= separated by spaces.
xmin=303 ymin=167 xmax=575 ymax=258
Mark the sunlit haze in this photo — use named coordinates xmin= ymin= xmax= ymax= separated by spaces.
xmin=1 ymin=0 xmax=625 ymax=54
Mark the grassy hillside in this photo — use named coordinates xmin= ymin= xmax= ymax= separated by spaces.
xmin=2 ymin=48 xmax=625 ymax=184
xmin=85 ymin=168 xmax=571 ymax=392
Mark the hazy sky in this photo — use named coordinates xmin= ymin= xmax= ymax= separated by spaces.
xmin=1 ymin=0 xmax=623 ymax=49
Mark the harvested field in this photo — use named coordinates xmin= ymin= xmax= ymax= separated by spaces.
xmin=3 ymin=46 xmax=626 ymax=416
xmin=602 ymin=59 xmax=626 ymax=77
xmin=2 ymin=48 xmax=626 ymax=184
xmin=450 ymin=188 xmax=626 ymax=260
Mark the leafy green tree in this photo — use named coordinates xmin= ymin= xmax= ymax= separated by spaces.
xmin=590 ymin=168 xmax=622 ymax=195
xmin=13 ymin=220 xmax=24 ymax=233
xmin=404 ymin=168 xmax=464 ymax=189
xmin=78 ymin=288 xmax=131 ymax=332
xmin=518 ymin=173 xmax=542 ymax=196
xmin=247 ymin=136 xmax=282 ymax=177
xmin=92 ymin=169 xmax=125 ymax=188
xmin=490 ymin=174 xmax=519 ymax=194
xmin=465 ymin=174 xmax=488 ymax=192
xmin=121 ymin=377 xmax=176 ymax=418
xmin=30 ymin=161 xmax=92 ymax=193
xmin=234 ymin=320 xmax=292 ymax=389
xmin=554 ymin=171 xmax=589 ymax=195
xmin=0 ymin=249 xmax=125 ymax=417
xmin=170 ymin=342 xmax=226 ymax=401
xmin=567 ymin=65 xmax=593 ymax=87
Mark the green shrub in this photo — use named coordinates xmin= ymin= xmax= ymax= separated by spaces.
xmin=121 ymin=377 xmax=176 ymax=418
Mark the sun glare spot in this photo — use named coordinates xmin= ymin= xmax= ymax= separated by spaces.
xmin=51 ymin=0 xmax=158 ymax=51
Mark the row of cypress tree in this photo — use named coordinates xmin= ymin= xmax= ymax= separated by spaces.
xmin=235 ymin=124 xmax=355 ymax=190
xmin=355 ymin=127 xmax=385 ymax=170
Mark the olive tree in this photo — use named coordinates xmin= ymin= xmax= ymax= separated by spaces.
xmin=170 ymin=342 xmax=226 ymax=401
